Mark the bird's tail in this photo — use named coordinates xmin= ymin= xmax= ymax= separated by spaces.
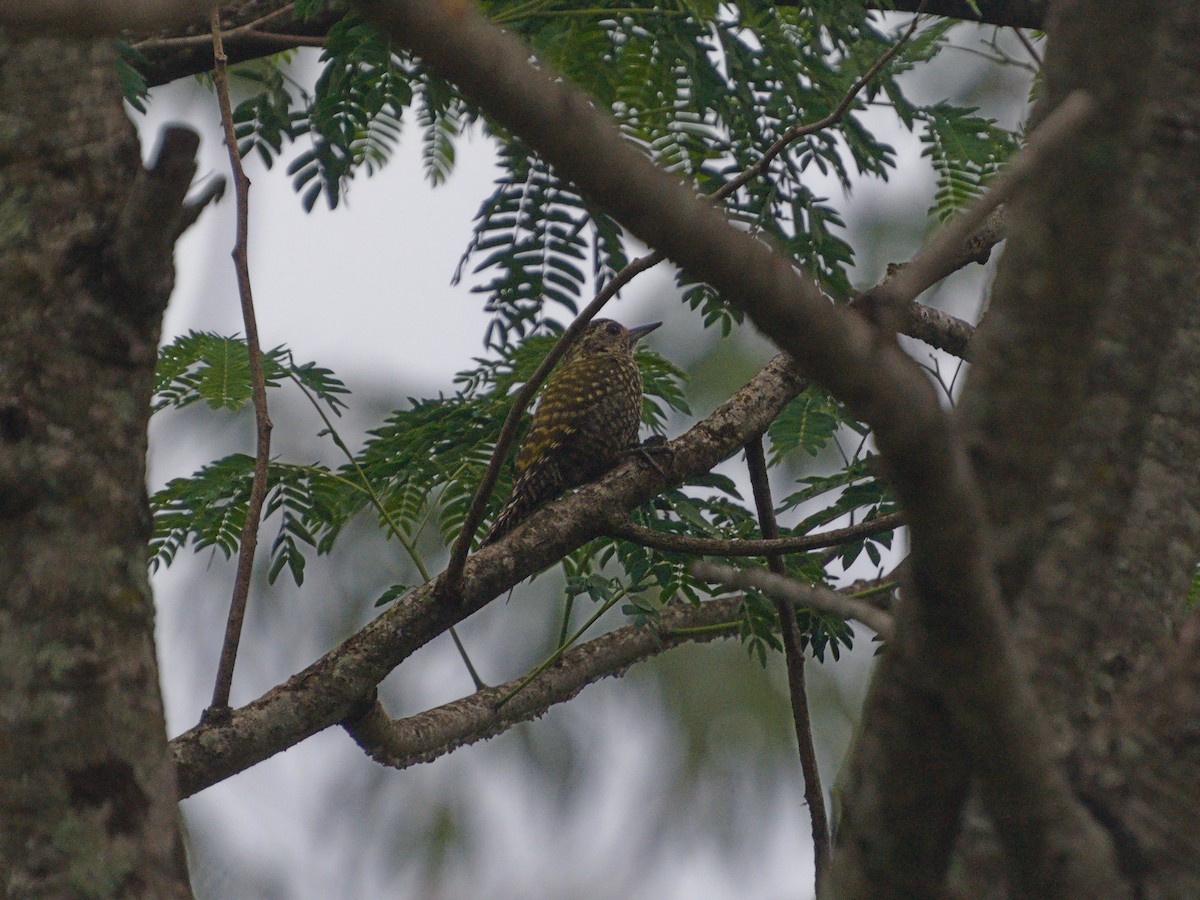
xmin=480 ymin=485 xmax=541 ymax=546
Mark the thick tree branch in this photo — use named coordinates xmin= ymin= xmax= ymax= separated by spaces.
xmin=0 ymin=0 xmax=215 ymax=35
xmin=896 ymin=298 xmax=978 ymax=357
xmin=134 ymin=2 xmax=341 ymax=87
xmin=128 ymin=1 xmax=1047 ymax=88
xmin=170 ymin=354 xmax=806 ymax=797
xmin=113 ymin=125 xmax=201 ymax=312
xmin=342 ymin=595 xmax=745 ymax=770
xmin=855 ymin=208 xmax=1002 ymax=358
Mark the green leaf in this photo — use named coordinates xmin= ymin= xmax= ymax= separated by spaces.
xmin=374 ymin=584 xmax=412 ymax=607
xmin=768 ymin=385 xmax=844 ymax=462
xmin=154 ymin=333 xmax=349 ymax=415
xmin=114 ymin=42 xmax=150 ymax=113
xmin=918 ymin=102 xmax=1020 ymax=222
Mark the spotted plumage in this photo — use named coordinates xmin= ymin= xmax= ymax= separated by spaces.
xmin=483 ymin=319 xmax=660 ymax=545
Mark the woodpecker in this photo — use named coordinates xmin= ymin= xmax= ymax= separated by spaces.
xmin=483 ymin=319 xmax=661 ymax=545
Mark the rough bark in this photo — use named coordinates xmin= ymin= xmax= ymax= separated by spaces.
xmin=0 ymin=34 xmax=195 ymax=897
xmin=974 ymin=3 xmax=1200 ymax=893
xmin=880 ymin=0 xmax=1200 ymax=894
xmin=837 ymin=0 xmax=1188 ymax=894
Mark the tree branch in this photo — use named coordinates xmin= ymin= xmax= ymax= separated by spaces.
xmin=693 ymin=563 xmax=895 ymax=641
xmin=342 ymin=595 xmax=746 ymax=770
xmin=744 ymin=437 xmax=831 ymax=891
xmin=127 ymin=1 xmax=1047 ymax=88
xmin=135 ymin=1 xmax=341 ymax=87
xmin=113 ymin=125 xmax=200 ymax=311
xmin=855 ymin=95 xmax=1094 ymax=332
xmin=206 ymin=13 xmax=274 ymax=715
xmin=608 ymin=511 xmax=903 ymax=557
xmin=170 ymin=354 xmax=806 ymax=797
xmin=0 ymin=0 xmax=216 ymax=35
xmin=855 ymin=0 xmax=1046 ymax=28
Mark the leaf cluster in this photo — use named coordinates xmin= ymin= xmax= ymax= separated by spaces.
xmin=149 ymin=324 xmax=891 ymax=666
xmin=123 ymin=4 xmax=1018 ymax=341
xmin=149 ymin=334 xmax=689 ymax=589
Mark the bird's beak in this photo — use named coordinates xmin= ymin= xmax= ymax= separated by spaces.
xmin=628 ymin=322 xmax=662 ymax=343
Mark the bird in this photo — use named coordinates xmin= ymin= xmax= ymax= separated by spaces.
xmin=482 ymin=318 xmax=661 ymax=545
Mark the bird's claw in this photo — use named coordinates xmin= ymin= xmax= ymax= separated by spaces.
xmin=629 ymin=435 xmax=673 ymax=479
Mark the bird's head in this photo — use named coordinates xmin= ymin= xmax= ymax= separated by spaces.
xmin=567 ymin=318 xmax=662 ymax=360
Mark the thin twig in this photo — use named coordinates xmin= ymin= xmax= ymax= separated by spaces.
xmin=440 ymin=9 xmax=927 ymax=598
xmin=608 ymin=511 xmax=903 ymax=557
xmin=494 ymin=584 xmax=630 ymax=707
xmin=137 ymin=29 xmax=327 ymax=50
xmin=692 ymin=562 xmax=896 ymax=641
xmin=856 ymin=92 xmax=1096 ymax=325
xmin=207 ymin=13 xmax=274 ymax=715
xmin=134 ymin=3 xmax=307 ymax=51
xmin=721 ymin=5 xmax=927 ymax=195
xmin=285 ymin=371 xmax=488 ymax=690
xmin=1014 ymin=27 xmax=1043 ymax=67
xmin=745 ymin=438 xmax=831 ymax=889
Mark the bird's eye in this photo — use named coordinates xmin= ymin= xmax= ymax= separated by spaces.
xmin=605 ymin=322 xmax=621 ymax=335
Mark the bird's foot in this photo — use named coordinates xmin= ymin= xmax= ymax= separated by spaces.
xmin=628 ymin=435 xmax=673 ymax=479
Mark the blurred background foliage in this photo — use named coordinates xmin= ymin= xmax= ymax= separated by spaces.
xmin=135 ymin=2 xmax=1036 ymax=896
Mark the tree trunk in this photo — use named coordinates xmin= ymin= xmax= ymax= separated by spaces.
xmin=834 ymin=0 xmax=1200 ymax=895
xmin=0 ymin=33 xmax=196 ymax=897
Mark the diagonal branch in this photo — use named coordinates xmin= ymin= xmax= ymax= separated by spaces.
xmin=342 ymin=595 xmax=746 ymax=770
xmin=854 ymin=95 xmax=1095 ymax=331
xmin=349 ymin=0 xmax=1126 ymax=894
